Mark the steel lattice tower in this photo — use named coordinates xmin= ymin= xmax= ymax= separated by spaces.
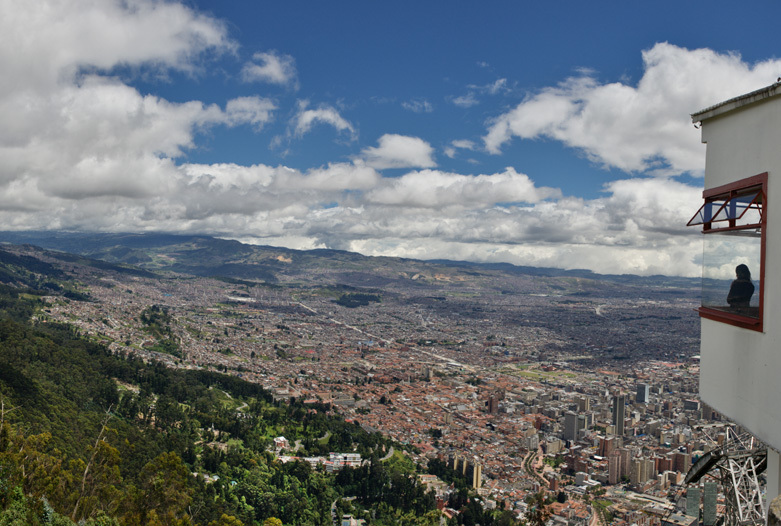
xmin=684 ymin=426 xmax=767 ymax=526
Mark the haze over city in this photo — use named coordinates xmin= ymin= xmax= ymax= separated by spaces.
xmin=4 ymin=0 xmax=781 ymax=276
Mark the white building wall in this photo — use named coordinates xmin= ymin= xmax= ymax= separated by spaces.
xmin=698 ymin=97 xmax=781 ymax=455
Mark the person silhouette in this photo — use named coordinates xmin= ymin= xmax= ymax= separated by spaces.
xmin=727 ymin=264 xmax=754 ymax=308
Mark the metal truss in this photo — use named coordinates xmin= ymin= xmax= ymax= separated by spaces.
xmin=723 ymin=451 xmax=766 ymax=526
xmin=685 ymin=426 xmax=767 ymax=526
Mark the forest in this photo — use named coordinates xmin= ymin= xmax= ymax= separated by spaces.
xmin=0 ymin=247 xmax=518 ymax=525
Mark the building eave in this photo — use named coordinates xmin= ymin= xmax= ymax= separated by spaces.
xmin=692 ymin=81 xmax=781 ymax=123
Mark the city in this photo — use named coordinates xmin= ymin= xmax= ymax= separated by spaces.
xmin=9 ymin=241 xmax=733 ymax=526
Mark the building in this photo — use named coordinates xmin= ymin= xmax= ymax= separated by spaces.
xmin=672 ymin=451 xmax=691 ymax=474
xmin=524 ymin=433 xmax=540 ymax=451
xmin=563 ymin=411 xmax=586 ymax=442
xmin=655 ymin=455 xmax=672 ymax=474
xmin=450 ymin=454 xmax=482 ymax=489
xmin=690 ymin=81 xmax=781 ymax=503
xmin=703 ymin=481 xmax=718 ymax=526
xmin=471 ymin=462 xmax=483 ymax=489
xmin=598 ymin=436 xmax=618 ymax=457
xmin=685 ymin=486 xmax=701 ymax=518
xmin=341 ymin=515 xmax=366 ymax=526
xmin=618 ymin=448 xmax=633 ymax=480
xmin=611 ymin=393 xmax=626 ymax=436
xmin=636 ymin=383 xmax=650 ymax=404
xmin=630 ymin=457 xmax=654 ymax=487
xmin=327 ymin=452 xmax=362 ymax=472
xmin=545 ymin=436 xmax=563 ymax=455
xmin=661 ymin=514 xmax=697 ymax=526
xmin=608 ymin=450 xmax=622 ymax=485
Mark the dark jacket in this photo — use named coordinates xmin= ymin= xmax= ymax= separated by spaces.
xmin=727 ymin=279 xmax=754 ymax=307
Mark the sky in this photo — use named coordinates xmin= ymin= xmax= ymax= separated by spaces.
xmin=3 ymin=0 xmax=781 ymax=277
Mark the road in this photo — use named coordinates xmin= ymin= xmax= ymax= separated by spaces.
xmin=331 ymin=496 xmax=356 ymax=526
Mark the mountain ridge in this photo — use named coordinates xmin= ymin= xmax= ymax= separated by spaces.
xmin=0 ymin=231 xmax=700 ymax=291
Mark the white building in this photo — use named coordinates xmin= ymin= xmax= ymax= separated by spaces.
xmin=327 ymin=452 xmax=362 ymax=472
xmin=690 ymin=81 xmax=781 ymax=505
xmin=341 ymin=515 xmax=366 ymax=526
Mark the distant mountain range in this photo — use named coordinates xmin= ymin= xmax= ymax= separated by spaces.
xmin=0 ymin=231 xmax=699 ymax=292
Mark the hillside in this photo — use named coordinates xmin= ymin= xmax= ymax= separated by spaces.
xmin=0 ymin=234 xmax=703 ymax=525
xmin=0 ymin=231 xmax=699 ymax=292
xmin=0 ymin=248 xmax=449 ymax=526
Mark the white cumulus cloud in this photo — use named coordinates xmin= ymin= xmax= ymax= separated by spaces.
xmin=224 ymin=97 xmax=277 ymax=129
xmin=452 ymin=94 xmax=479 ymax=108
xmin=0 ymin=0 xmax=233 ymax=97
xmin=366 ymin=167 xmax=559 ymax=208
xmin=0 ymin=1 xmax=277 ymax=208
xmin=0 ymin=4 xmax=755 ymax=279
xmin=359 ymin=134 xmax=436 ymax=170
xmin=241 ymin=50 xmax=298 ymax=88
xmin=292 ymin=101 xmax=356 ymax=138
xmin=484 ymin=43 xmax=781 ymax=175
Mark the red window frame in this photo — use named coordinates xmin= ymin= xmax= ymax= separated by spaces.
xmin=687 ymin=172 xmax=767 ymax=332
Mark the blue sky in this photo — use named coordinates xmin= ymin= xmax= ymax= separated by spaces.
xmin=2 ymin=0 xmax=781 ymax=275
xmin=168 ymin=1 xmax=773 ymax=193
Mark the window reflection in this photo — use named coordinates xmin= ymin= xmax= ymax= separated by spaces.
xmin=701 ymin=232 xmax=761 ymax=318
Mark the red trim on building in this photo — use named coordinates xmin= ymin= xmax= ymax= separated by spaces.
xmin=693 ymin=172 xmax=767 ymax=333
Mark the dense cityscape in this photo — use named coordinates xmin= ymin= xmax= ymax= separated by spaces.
xmin=3 ymin=239 xmax=740 ymax=526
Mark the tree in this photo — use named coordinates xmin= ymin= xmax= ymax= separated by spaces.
xmin=129 ymin=452 xmax=193 ymax=525
xmin=210 ymin=515 xmax=244 ymax=526
xmin=71 ymin=413 xmax=122 ymax=523
xmin=524 ymin=492 xmax=551 ymax=526
xmin=69 ymin=438 xmax=122 ymax=522
xmin=495 ymin=509 xmax=520 ymax=526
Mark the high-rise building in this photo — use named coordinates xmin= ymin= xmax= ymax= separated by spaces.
xmin=563 ymin=411 xmax=586 ymax=442
xmin=703 ymin=482 xmax=717 ymax=526
xmin=612 ymin=393 xmax=626 ymax=436
xmin=598 ymin=436 xmax=618 ymax=457
xmin=472 ymin=462 xmax=482 ymax=489
xmin=618 ymin=448 xmax=632 ymax=479
xmin=673 ymin=451 xmax=691 ymax=474
xmin=636 ymin=383 xmax=650 ymax=403
xmin=545 ymin=436 xmax=563 ymax=455
xmin=630 ymin=457 xmax=655 ymax=488
xmin=608 ymin=450 xmax=622 ymax=485
xmin=451 ymin=455 xmax=463 ymax=473
xmin=630 ymin=459 xmax=643 ymax=487
xmin=563 ymin=411 xmax=578 ymax=442
xmin=685 ymin=486 xmax=701 ymax=518
xmin=655 ymin=455 xmax=672 ymax=474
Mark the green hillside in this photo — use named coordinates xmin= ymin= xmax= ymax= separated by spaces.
xmin=0 ymin=252 xmax=450 ymax=526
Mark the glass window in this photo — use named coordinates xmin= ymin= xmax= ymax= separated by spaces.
xmin=711 ymin=191 xmax=762 ymax=224
xmin=701 ymin=232 xmax=761 ymax=318
xmin=688 ymin=173 xmax=766 ymax=331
